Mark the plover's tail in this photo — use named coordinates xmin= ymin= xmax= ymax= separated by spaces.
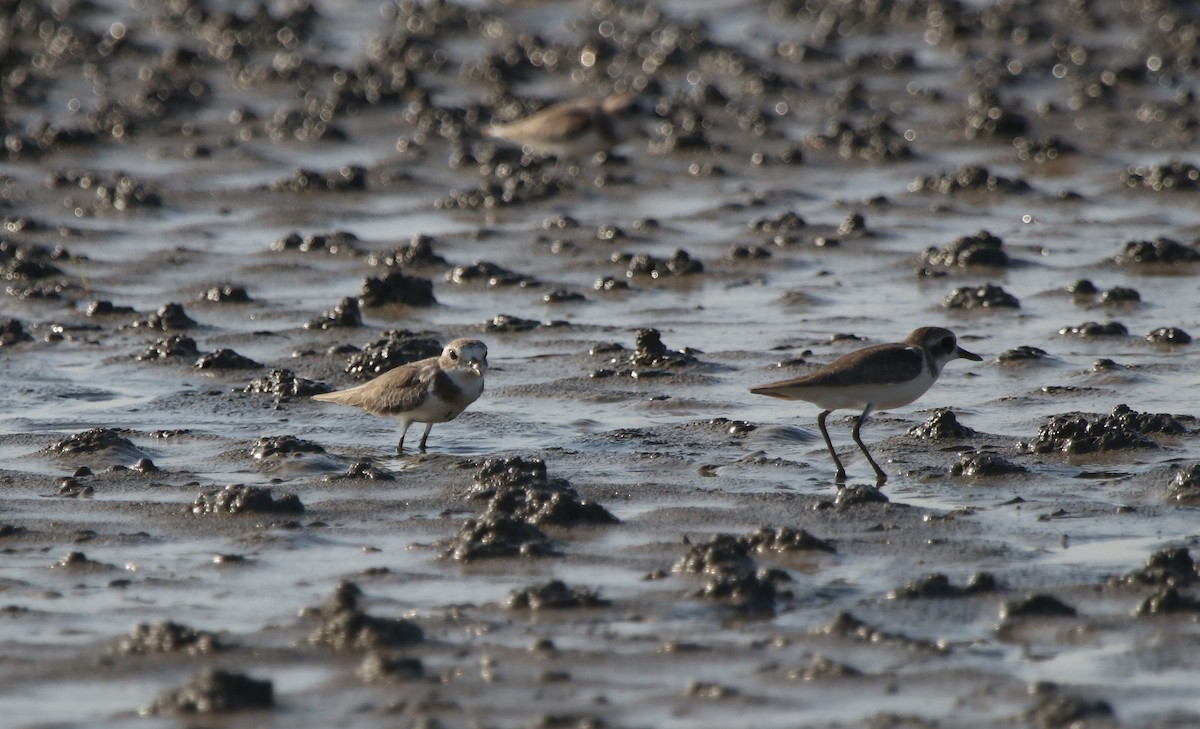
xmin=312 ymin=384 xmax=371 ymax=407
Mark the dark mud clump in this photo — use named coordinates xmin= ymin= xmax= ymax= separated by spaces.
xmin=189 ymin=484 xmax=303 ymax=515
xmin=270 ymin=164 xmax=366 ymax=193
xmin=482 ymin=313 xmax=566 ymax=333
xmin=51 ymin=169 xmax=162 ymax=212
xmin=356 ymin=653 xmax=425 ymax=683
xmin=366 ymin=234 xmax=448 ymax=269
xmin=1135 ymin=587 xmax=1200 ymax=617
xmin=999 ymin=594 xmax=1077 ymax=620
xmin=358 ymin=270 xmax=436 ymax=308
xmin=831 ymin=484 xmax=889 ymax=509
xmin=241 ymin=369 xmax=331 ymax=400
xmin=997 ymin=345 xmax=1050 ymax=363
xmin=270 ymin=231 xmax=361 ymax=255
xmin=438 ymin=168 xmax=567 ymax=210
xmin=328 ymin=460 xmax=395 ymax=481
xmin=1121 ymin=160 xmax=1200 ymax=192
xmin=592 ymin=328 xmax=699 ymax=377
xmin=0 ymin=319 xmax=34 ymax=346
xmin=743 ymin=526 xmax=835 ymax=555
xmin=1167 ymin=466 xmax=1200 ymax=505
xmin=305 ymin=297 xmax=362 ymax=329
xmin=611 ymin=248 xmax=704 ymax=279
xmin=200 ymin=285 xmax=251 ymax=303
xmin=1021 ymin=404 xmax=1187 ymax=455
xmin=1112 ymin=237 xmax=1200 ymax=265
xmin=812 ymin=611 xmax=944 ymax=652
xmin=43 ymin=427 xmax=140 ymax=457
xmin=303 ymin=581 xmax=423 ymax=651
xmin=908 ymin=165 xmax=1030 ymax=195
xmin=1145 ymin=327 xmax=1191 ymax=345
xmin=964 ymin=89 xmax=1029 ymax=140
xmin=944 ymin=283 xmax=1020 ymax=310
xmin=888 ymin=572 xmax=998 ymax=599
xmin=87 ymin=300 xmax=136 ymax=317
xmin=50 ymin=551 xmax=114 ymax=572
xmin=443 ymin=512 xmax=555 ymax=561
xmin=951 ymin=451 xmax=1027 ymax=478
xmin=908 ymin=409 xmax=976 ymax=440
xmin=446 ymin=260 xmax=538 ymax=288
xmin=1110 ymin=547 xmax=1198 ymax=588
xmin=470 ymin=457 xmax=566 ymax=495
xmin=1058 ymin=321 xmax=1127 ymax=337
xmin=136 ymin=334 xmax=199 ymax=361
xmin=195 ymin=348 xmax=263 ymax=370
xmin=1013 ymin=135 xmax=1076 ymax=163
xmin=542 ymin=287 xmax=587 ymax=303
xmin=1097 ymin=286 xmax=1140 ymax=305
xmin=115 ymin=621 xmax=226 ymax=655
xmin=673 ymin=533 xmax=799 ymax=616
xmin=469 ymin=457 xmax=618 ymax=527
xmin=141 ymin=669 xmax=273 ymax=716
xmin=127 ymin=303 xmax=197 ymax=331
xmin=1024 ymin=685 xmax=1114 ymax=729
xmin=811 ymin=117 xmax=912 ymax=162
xmin=787 ymin=654 xmax=863 ymax=681
xmin=919 ymin=230 xmax=1009 ymax=270
xmin=344 ymin=331 xmax=442 ymax=379
xmin=250 ymin=435 xmax=326 ymax=459
xmin=506 ymin=579 xmax=610 ymax=610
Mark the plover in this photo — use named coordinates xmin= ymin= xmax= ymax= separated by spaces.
xmin=313 ymin=338 xmax=488 ymax=454
xmin=750 ymin=327 xmax=981 ymax=485
xmin=482 ymin=91 xmax=641 ymax=159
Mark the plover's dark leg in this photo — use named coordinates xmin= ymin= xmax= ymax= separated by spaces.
xmin=396 ymin=422 xmax=412 ymax=454
xmin=851 ymin=406 xmax=888 ymax=485
xmin=816 ymin=410 xmax=846 ymax=483
xmin=417 ymin=422 xmax=434 ymax=452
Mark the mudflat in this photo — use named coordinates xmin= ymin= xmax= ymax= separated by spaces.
xmin=2 ymin=1 xmax=1200 ymax=727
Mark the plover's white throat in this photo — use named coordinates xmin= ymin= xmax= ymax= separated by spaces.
xmin=750 ymin=327 xmax=981 ymax=485
xmin=482 ymin=92 xmax=641 ymax=159
xmin=313 ymin=338 xmax=488 ymax=454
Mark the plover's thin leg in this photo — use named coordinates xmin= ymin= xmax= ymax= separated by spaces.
xmin=417 ymin=422 xmax=434 ymax=452
xmin=851 ymin=406 xmax=888 ymax=486
xmin=396 ymin=421 xmax=412 ymax=454
xmin=816 ymin=410 xmax=846 ymax=483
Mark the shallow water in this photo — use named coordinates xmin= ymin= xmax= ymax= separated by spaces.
xmin=3 ymin=0 xmax=1200 ymax=726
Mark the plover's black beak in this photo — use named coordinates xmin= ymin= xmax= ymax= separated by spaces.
xmin=957 ymin=346 xmax=983 ymax=362
xmin=468 ymin=358 xmax=485 ymax=375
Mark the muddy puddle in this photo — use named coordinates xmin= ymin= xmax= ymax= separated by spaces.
xmin=3 ymin=0 xmax=1200 ymax=726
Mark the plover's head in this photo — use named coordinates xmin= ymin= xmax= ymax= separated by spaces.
xmin=908 ymin=327 xmax=982 ymax=372
xmin=443 ymin=338 xmax=488 ymax=377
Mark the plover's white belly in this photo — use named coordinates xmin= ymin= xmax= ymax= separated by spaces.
xmin=809 ymin=371 xmax=936 ymax=411
xmin=399 ymin=371 xmax=485 ymax=424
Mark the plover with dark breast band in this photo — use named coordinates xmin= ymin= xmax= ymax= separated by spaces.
xmin=750 ymin=327 xmax=981 ymax=485
xmin=482 ymin=92 xmax=641 ymax=160
xmin=313 ymin=338 xmax=488 ymax=454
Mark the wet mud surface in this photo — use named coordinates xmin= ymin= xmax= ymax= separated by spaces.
xmin=3 ymin=0 xmax=1200 ymax=727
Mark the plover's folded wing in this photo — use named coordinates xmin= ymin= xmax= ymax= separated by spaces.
xmin=489 ymin=103 xmax=596 ymax=144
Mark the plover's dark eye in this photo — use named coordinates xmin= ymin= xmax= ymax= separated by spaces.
xmin=449 ymin=350 xmax=459 ymax=361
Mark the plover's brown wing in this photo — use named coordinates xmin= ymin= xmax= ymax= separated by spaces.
xmin=751 ymin=344 xmax=925 ymax=396
xmin=361 ymin=359 xmax=442 ymax=416
xmin=494 ymin=103 xmax=596 ymax=144
xmin=312 ymin=357 xmax=437 ymax=415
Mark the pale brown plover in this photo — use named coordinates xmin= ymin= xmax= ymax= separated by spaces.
xmin=482 ymin=92 xmax=641 ymax=160
xmin=750 ymin=327 xmax=981 ymax=485
xmin=313 ymin=338 xmax=488 ymax=454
